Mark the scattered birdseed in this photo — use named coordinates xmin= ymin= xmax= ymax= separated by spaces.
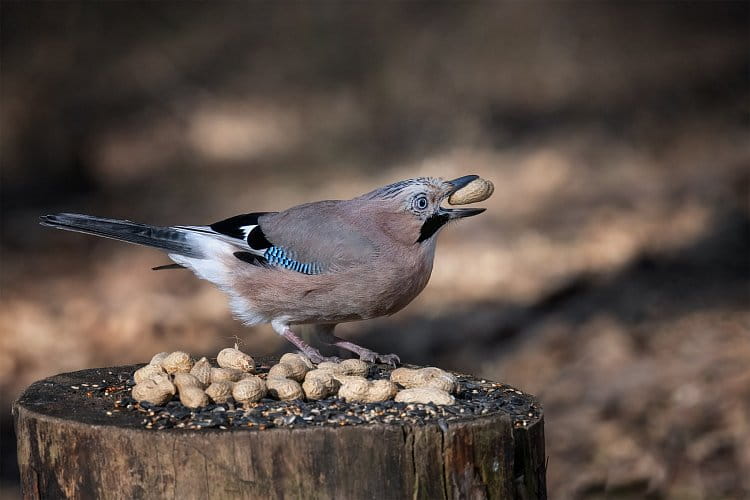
xmin=26 ymin=361 xmax=541 ymax=433
xmin=110 ymin=361 xmax=542 ymax=431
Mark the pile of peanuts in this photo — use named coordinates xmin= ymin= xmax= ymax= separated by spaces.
xmin=131 ymin=347 xmax=459 ymax=408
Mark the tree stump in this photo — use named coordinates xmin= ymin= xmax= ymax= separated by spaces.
xmin=14 ymin=360 xmax=546 ymax=499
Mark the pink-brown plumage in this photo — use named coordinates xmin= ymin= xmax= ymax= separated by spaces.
xmin=40 ymin=175 xmax=488 ymax=364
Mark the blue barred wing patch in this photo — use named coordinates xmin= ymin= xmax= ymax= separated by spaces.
xmin=263 ymin=246 xmax=322 ymax=275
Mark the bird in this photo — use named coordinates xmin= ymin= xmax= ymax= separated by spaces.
xmin=40 ymin=175 xmax=486 ymax=365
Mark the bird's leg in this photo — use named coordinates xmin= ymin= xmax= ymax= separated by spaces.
xmin=272 ymin=320 xmax=339 ymax=364
xmin=314 ymin=324 xmax=401 ymax=366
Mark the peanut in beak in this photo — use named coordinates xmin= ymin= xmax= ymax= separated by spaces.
xmin=448 ymin=178 xmax=494 ymax=205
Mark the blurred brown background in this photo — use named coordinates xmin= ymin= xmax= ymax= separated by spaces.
xmin=1 ymin=3 xmax=748 ymax=498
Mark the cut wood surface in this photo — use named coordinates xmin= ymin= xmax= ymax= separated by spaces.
xmin=14 ymin=361 xmax=546 ymax=499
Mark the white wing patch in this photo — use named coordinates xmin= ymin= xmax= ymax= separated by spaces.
xmin=239 ymin=224 xmax=256 ymax=239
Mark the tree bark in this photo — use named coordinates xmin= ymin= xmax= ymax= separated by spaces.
xmin=14 ymin=365 xmax=546 ymax=499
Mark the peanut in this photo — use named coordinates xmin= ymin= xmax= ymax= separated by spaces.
xmin=305 ymin=369 xmax=340 ymax=394
xmin=173 ymin=373 xmax=203 ymax=392
xmin=369 ymin=380 xmax=399 ymax=401
xmin=338 ymin=377 xmax=398 ymax=403
xmin=281 ymin=352 xmax=314 ymax=369
xmin=279 ymin=353 xmax=312 ymax=381
xmin=132 ymin=376 xmax=176 ymax=406
xmin=268 ymin=363 xmax=296 ymax=380
xmin=217 ymin=347 xmax=255 ymax=373
xmin=395 ymin=387 xmax=456 ymax=405
xmin=179 ymin=386 xmax=209 ymax=408
xmin=448 ymin=178 xmax=494 ymax=205
xmin=302 ymin=377 xmax=328 ymax=400
xmin=302 ymin=368 xmax=340 ymax=400
xmin=317 ymin=359 xmax=369 ymax=377
xmin=205 ymin=381 xmax=234 ymax=404
xmin=266 ymin=377 xmax=304 ymax=401
xmin=232 ymin=376 xmax=267 ymax=404
xmin=149 ymin=352 xmax=170 ymax=368
xmin=133 ymin=364 xmax=165 ymax=385
xmin=340 ymin=359 xmax=369 ymax=377
xmin=172 ymin=373 xmax=209 ymax=408
xmin=210 ymin=367 xmax=244 ymax=383
xmin=161 ymin=351 xmax=193 ymax=374
xmin=190 ymin=357 xmax=212 ymax=388
xmin=391 ymin=367 xmax=459 ymax=394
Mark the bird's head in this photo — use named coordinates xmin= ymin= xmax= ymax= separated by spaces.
xmin=360 ymin=175 xmax=486 ymax=244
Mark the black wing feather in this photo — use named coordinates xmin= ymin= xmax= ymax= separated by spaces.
xmin=209 ymin=212 xmax=271 ymax=240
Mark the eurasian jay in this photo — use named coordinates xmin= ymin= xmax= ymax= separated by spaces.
xmin=41 ymin=175 xmax=486 ymax=365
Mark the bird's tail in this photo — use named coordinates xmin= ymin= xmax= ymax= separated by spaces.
xmin=39 ymin=213 xmax=203 ymax=258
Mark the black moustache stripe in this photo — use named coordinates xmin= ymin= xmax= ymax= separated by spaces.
xmin=417 ymin=213 xmax=450 ymax=243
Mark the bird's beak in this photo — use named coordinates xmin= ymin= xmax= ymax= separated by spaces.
xmin=441 ymin=175 xmax=486 ymax=219
xmin=446 ymin=175 xmax=479 ymax=195
xmin=440 ymin=206 xmax=486 ymax=219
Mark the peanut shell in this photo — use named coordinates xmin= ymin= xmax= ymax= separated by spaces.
xmin=149 ymin=352 xmax=170 ymax=368
xmin=233 ymin=377 xmax=267 ymax=404
xmin=205 ymin=381 xmax=234 ymax=404
xmin=266 ymin=377 xmax=304 ymax=401
xmin=279 ymin=353 xmax=312 ymax=381
xmin=189 ymin=357 xmax=212 ymax=387
xmin=338 ymin=377 xmax=396 ymax=403
xmin=305 ymin=369 xmax=339 ymax=394
xmin=268 ymin=363 xmax=296 ymax=380
xmin=173 ymin=373 xmax=203 ymax=392
xmin=395 ymin=387 xmax=455 ymax=405
xmin=302 ymin=377 xmax=328 ymax=400
xmin=161 ymin=351 xmax=193 ymax=374
xmin=133 ymin=364 xmax=165 ymax=385
xmin=337 ymin=377 xmax=370 ymax=402
xmin=316 ymin=359 xmax=369 ymax=377
xmin=448 ymin=178 xmax=494 ymax=205
xmin=210 ymin=367 xmax=244 ymax=383
xmin=217 ymin=348 xmax=255 ymax=373
xmin=391 ymin=367 xmax=459 ymax=394
xmin=369 ymin=379 xmax=398 ymax=401
xmin=280 ymin=352 xmax=314 ymax=369
xmin=339 ymin=359 xmax=369 ymax=377
xmin=179 ymin=386 xmax=209 ymax=408
xmin=132 ymin=377 xmax=175 ymax=405
xmin=316 ymin=361 xmax=341 ymax=373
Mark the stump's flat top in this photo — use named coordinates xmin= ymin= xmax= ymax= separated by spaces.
xmin=15 ymin=358 xmax=542 ymax=433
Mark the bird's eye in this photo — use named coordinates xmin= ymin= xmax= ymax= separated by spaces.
xmin=413 ymin=195 xmax=429 ymax=211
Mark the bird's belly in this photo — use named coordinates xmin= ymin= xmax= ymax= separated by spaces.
xmin=231 ymin=257 xmax=434 ymax=325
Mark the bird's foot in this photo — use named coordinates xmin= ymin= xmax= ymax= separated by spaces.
xmin=279 ymin=326 xmax=339 ymax=364
xmin=371 ymin=352 xmax=401 ymax=367
xmin=344 ymin=346 xmax=401 ymax=367
xmin=312 ymin=327 xmax=401 ymax=366
xmin=300 ymin=346 xmax=341 ymax=365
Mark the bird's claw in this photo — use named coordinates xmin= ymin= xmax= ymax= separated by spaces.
xmin=297 ymin=349 xmax=339 ymax=365
xmin=310 ymin=354 xmax=341 ymax=364
xmin=356 ymin=351 xmax=376 ymax=364
xmin=376 ymin=353 xmax=401 ymax=367
xmin=357 ymin=351 xmax=400 ymax=366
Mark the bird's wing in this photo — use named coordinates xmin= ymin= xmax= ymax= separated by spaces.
xmin=256 ymin=200 xmax=378 ymax=273
xmin=174 ymin=212 xmax=273 ymax=262
xmin=198 ymin=202 xmax=377 ymax=274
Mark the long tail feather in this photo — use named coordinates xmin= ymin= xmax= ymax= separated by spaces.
xmin=40 ymin=213 xmax=203 ymax=258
